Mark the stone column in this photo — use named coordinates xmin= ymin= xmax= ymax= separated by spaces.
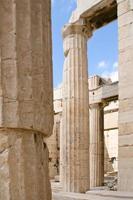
xmin=117 ymin=0 xmax=133 ymax=192
xmin=0 ymin=0 xmax=53 ymax=199
xmin=90 ymin=103 xmax=104 ymax=188
xmin=61 ymin=20 xmax=92 ymax=193
xmin=89 ymin=76 xmax=104 ymax=188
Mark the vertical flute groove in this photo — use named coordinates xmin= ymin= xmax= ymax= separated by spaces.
xmin=89 ymin=76 xmax=104 ymax=188
xmin=61 ymin=22 xmax=92 ymax=193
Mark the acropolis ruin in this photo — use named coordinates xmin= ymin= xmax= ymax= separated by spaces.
xmin=0 ymin=0 xmax=133 ymax=200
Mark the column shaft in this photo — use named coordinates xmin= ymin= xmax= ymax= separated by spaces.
xmin=61 ymin=22 xmax=91 ymax=193
xmin=90 ymin=103 xmax=104 ymax=187
xmin=0 ymin=0 xmax=53 ymax=199
xmin=0 ymin=130 xmax=51 ymax=200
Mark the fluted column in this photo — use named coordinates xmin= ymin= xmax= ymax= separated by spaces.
xmin=90 ymin=103 xmax=104 ymax=188
xmin=0 ymin=0 xmax=53 ymax=199
xmin=89 ymin=76 xmax=104 ymax=188
xmin=61 ymin=20 xmax=92 ymax=193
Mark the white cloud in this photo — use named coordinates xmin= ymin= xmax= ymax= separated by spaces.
xmin=97 ymin=60 xmax=108 ymax=69
xmin=110 ymin=71 xmax=118 ymax=82
xmin=101 ymin=70 xmax=118 ymax=82
xmin=51 ymin=0 xmax=54 ymax=6
xmin=101 ymin=71 xmax=110 ymax=79
xmin=113 ymin=61 xmax=118 ymax=69
xmin=98 ymin=60 xmax=118 ymax=82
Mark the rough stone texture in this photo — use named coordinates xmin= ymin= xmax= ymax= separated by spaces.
xmin=46 ymin=113 xmax=61 ymax=179
xmin=61 ymin=20 xmax=91 ymax=193
xmin=47 ymin=86 xmax=62 ymax=180
xmin=0 ymin=0 xmax=53 ymax=199
xmin=117 ymin=0 xmax=133 ymax=192
xmin=0 ymin=0 xmax=53 ymax=136
xmin=0 ymin=130 xmax=51 ymax=200
xmin=104 ymin=129 xmax=118 ymax=174
xmin=104 ymin=102 xmax=118 ymax=174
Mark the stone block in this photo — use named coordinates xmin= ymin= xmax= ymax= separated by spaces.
xmin=118 ymin=10 xmax=133 ymax=27
xmin=0 ymin=130 xmax=51 ymax=200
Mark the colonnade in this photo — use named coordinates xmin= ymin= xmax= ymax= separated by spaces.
xmin=61 ymin=0 xmax=133 ymax=192
xmin=60 ymin=0 xmax=133 ymax=193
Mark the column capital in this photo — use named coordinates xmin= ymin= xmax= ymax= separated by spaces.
xmin=62 ymin=20 xmax=92 ymax=39
xmin=90 ymin=102 xmax=105 ymax=110
xmin=102 ymin=100 xmax=109 ymax=108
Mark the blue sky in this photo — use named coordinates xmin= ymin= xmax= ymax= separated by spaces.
xmin=52 ymin=0 xmax=118 ymax=88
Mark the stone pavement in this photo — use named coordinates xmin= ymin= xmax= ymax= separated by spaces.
xmin=53 ymin=190 xmax=133 ymax=200
xmin=52 ymin=182 xmax=133 ymax=200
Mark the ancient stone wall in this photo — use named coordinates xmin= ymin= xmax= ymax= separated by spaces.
xmin=104 ymin=101 xmax=118 ymax=174
xmin=117 ymin=0 xmax=133 ymax=191
xmin=46 ymin=113 xmax=61 ymax=179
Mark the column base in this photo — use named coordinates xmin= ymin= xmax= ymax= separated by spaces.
xmin=0 ymin=129 xmax=51 ymax=200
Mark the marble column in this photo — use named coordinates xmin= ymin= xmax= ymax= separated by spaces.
xmin=89 ymin=76 xmax=104 ymax=188
xmin=90 ymin=103 xmax=104 ymax=188
xmin=0 ymin=0 xmax=53 ymax=199
xmin=61 ymin=20 xmax=92 ymax=193
xmin=117 ymin=0 xmax=133 ymax=192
